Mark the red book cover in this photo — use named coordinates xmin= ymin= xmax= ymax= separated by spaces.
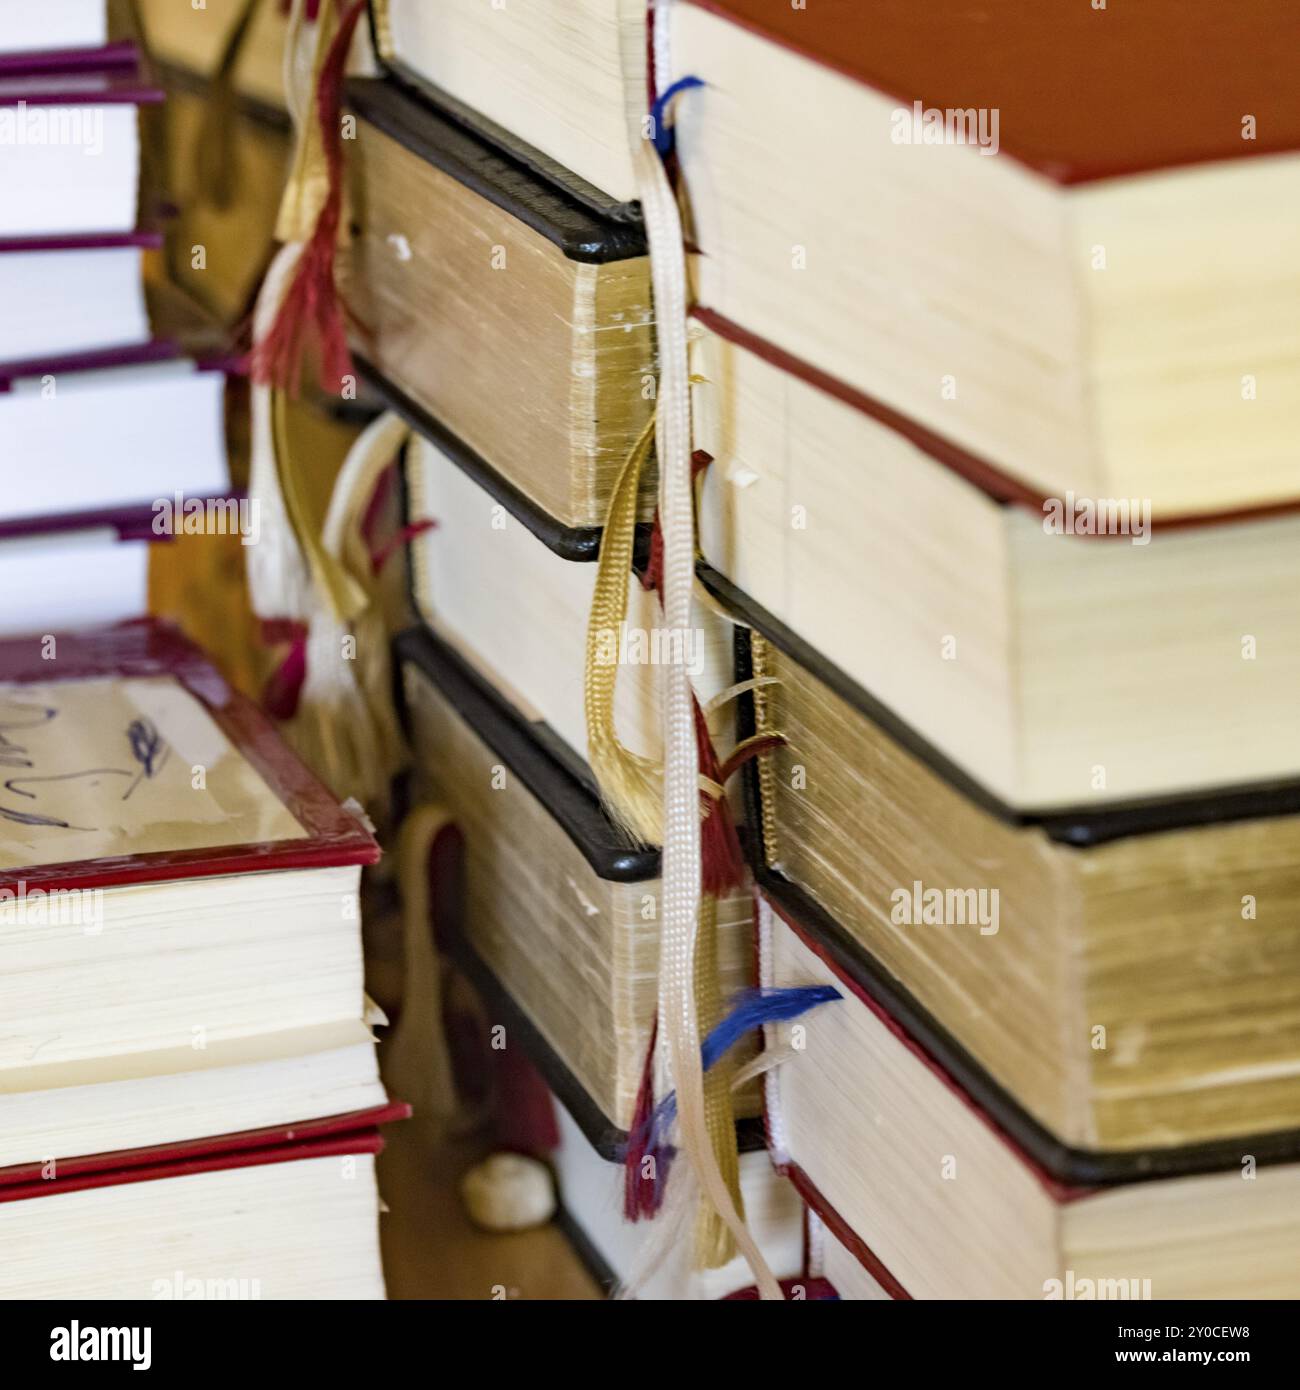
xmin=681 ymin=0 xmax=1300 ymax=183
xmin=784 ymin=1165 xmax=911 ymax=1301
xmin=0 ymin=618 xmax=380 ymax=897
xmin=677 ymin=1 xmax=1300 ymax=531
xmin=0 ymin=338 xmax=182 ymax=386
xmin=0 ymin=1101 xmax=411 ymax=1204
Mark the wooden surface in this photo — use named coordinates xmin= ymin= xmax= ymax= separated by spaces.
xmin=366 ymin=886 xmax=603 ymax=1302
xmin=377 ymin=1120 xmax=603 ymax=1301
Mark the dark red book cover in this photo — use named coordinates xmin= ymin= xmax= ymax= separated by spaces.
xmin=681 ymin=2 xmax=1300 ymax=532
xmin=0 ymin=1102 xmax=411 ymax=1204
xmin=0 ymin=503 xmax=187 ymax=544
xmin=683 ymin=0 xmax=1300 ymax=182
xmin=0 ymin=618 xmax=380 ymax=897
xmin=0 ymin=339 xmax=181 ymax=389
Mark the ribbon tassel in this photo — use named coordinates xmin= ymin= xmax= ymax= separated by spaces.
xmin=252 ymin=0 xmax=366 ymax=394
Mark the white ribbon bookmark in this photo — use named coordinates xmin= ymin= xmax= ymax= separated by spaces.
xmin=633 ymin=100 xmax=783 ymax=1296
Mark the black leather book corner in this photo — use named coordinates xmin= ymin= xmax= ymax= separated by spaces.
xmin=393 ymin=624 xmax=659 ymax=882
xmin=394 ymin=624 xmax=766 ymax=1158
xmin=706 ymin=561 xmax=1300 ymax=846
xmin=732 ymin=618 xmax=1300 ymax=1187
xmin=365 ymin=356 xmax=607 ymax=563
xmin=345 ymin=76 xmax=646 ymax=263
xmin=362 ymin=0 xmax=642 ymax=228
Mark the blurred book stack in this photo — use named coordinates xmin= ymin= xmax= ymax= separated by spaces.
xmin=664 ymin=0 xmax=1300 ymax=1297
xmin=136 ymin=0 xmax=293 ymax=328
xmin=379 ymin=0 xmax=1300 ymax=1300
xmin=0 ymin=2 xmax=230 ymax=637
xmin=0 ymin=622 xmax=401 ymax=1297
xmin=127 ymin=0 xmax=378 ymax=700
xmin=0 ymin=3 xmax=402 ymax=1300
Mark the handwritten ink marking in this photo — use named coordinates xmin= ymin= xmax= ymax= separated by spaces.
xmin=0 ymin=700 xmax=58 ymax=771
xmin=0 ymin=700 xmax=59 ymax=731
xmin=1 ymin=770 xmax=132 ymax=829
xmin=0 ymin=707 xmax=171 ymax=830
xmin=124 ymin=718 xmax=170 ymax=800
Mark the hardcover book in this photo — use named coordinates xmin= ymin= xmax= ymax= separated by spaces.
xmin=343 ymin=76 xmax=654 ymax=531
xmin=735 ymin=619 xmax=1300 ymax=1156
xmin=668 ymin=0 xmax=1300 ymax=519
xmin=368 ymin=0 xmax=646 ymax=215
xmin=0 ymin=1106 xmax=405 ymax=1299
xmin=0 ymin=345 xmax=229 ymax=539
xmin=692 ymin=323 xmax=1300 ymax=809
xmin=0 ymin=620 xmax=388 ymax=1165
xmin=395 ymin=624 xmax=754 ymax=1141
xmin=0 ymin=44 xmax=163 ymax=237
xmin=806 ymin=1209 xmax=892 ymax=1303
xmin=0 ymin=527 xmax=152 ymax=636
xmin=0 ymin=230 xmax=156 ymax=364
xmin=403 ymin=431 xmax=733 ymax=773
xmin=759 ymin=891 xmax=1300 ymax=1299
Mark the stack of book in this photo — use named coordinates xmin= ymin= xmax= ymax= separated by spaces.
xmin=137 ymin=0 xmax=295 ymax=327
xmin=663 ymin=0 xmax=1300 ymax=1298
xmin=0 ymin=620 xmax=401 ymax=1297
xmin=132 ymin=0 xmax=375 ymax=697
xmin=365 ymin=1 xmax=1299 ymax=1299
xmin=357 ymin=0 xmax=809 ymax=1295
xmin=380 ymin=2 xmax=1300 ymax=1299
xmin=0 ymin=7 xmax=229 ymax=636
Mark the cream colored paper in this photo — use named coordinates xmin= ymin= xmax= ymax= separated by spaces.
xmin=0 ymin=676 xmax=305 ymax=869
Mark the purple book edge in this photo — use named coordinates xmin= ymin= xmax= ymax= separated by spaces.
xmin=0 ymin=340 xmax=245 ymax=388
xmin=0 ymin=42 xmax=164 ymax=106
xmin=0 ymin=229 xmax=164 ymax=254
xmin=0 ymin=339 xmax=181 ymax=386
xmin=0 ymin=494 xmax=247 ymax=545
xmin=0 ymin=41 xmax=138 ymax=77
